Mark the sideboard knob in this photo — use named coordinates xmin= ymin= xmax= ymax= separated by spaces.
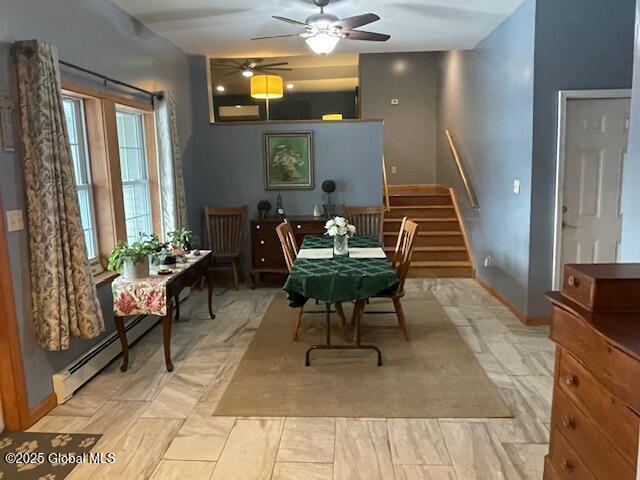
xmin=296 ymin=224 xmax=302 ymax=229
xmin=260 ymin=258 xmax=266 ymax=263
xmin=562 ymin=416 xmax=576 ymax=429
xmin=560 ymin=460 xmax=573 ymax=471
xmin=256 ymin=225 xmax=261 ymax=230
xmin=260 ymin=240 xmax=265 ymax=245
xmin=568 ymin=275 xmax=580 ymax=287
xmin=565 ymin=375 xmax=578 ymax=387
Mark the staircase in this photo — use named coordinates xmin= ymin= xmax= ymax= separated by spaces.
xmin=383 ymin=184 xmax=475 ymax=278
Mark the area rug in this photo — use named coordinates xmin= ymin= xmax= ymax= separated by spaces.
xmin=0 ymin=432 xmax=102 ymax=479
xmin=213 ymin=292 xmax=511 ymax=418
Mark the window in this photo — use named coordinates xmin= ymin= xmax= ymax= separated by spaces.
xmin=63 ymin=96 xmax=99 ymax=261
xmin=116 ymin=108 xmax=153 ymax=243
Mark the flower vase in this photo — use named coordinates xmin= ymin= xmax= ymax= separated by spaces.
xmin=333 ymin=234 xmax=349 ymax=256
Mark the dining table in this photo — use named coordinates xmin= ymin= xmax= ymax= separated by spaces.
xmin=283 ymin=235 xmax=399 ymax=366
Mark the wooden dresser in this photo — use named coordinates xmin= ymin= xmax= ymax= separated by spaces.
xmin=249 ymin=216 xmax=325 ymax=286
xmin=545 ymin=264 xmax=640 ymax=479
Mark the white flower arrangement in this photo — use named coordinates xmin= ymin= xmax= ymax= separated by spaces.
xmin=324 ymin=216 xmax=356 ymax=237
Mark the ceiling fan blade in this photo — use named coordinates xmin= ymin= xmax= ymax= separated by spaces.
xmin=261 ymin=68 xmax=294 ymax=72
xmin=223 ymin=70 xmax=240 ymax=77
xmin=344 ymin=30 xmax=390 ymax=41
xmin=273 ymin=16 xmax=308 ymax=27
xmin=257 ymin=62 xmax=290 ymax=68
xmin=251 ymin=34 xmax=299 ymax=40
xmin=334 ymin=13 xmax=380 ymax=30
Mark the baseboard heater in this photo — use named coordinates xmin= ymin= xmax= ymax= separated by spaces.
xmin=52 ymin=314 xmax=159 ymax=404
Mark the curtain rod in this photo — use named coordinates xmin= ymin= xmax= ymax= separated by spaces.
xmin=59 ymin=60 xmax=163 ymax=102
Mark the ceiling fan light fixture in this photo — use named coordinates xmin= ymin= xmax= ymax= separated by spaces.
xmin=286 ymin=83 xmax=295 ymax=90
xmin=305 ymin=32 xmax=341 ymax=55
xmin=215 ymin=85 xmax=226 ymax=92
xmin=242 ymin=68 xmax=255 ymax=78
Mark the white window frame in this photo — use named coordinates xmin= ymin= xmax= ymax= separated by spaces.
xmin=62 ymin=95 xmax=102 ymax=273
xmin=116 ymin=106 xmax=153 ymax=243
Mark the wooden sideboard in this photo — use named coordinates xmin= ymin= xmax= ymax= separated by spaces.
xmin=249 ymin=216 xmax=325 ymax=287
xmin=544 ymin=264 xmax=640 ymax=479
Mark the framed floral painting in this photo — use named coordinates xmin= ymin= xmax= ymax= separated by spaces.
xmin=263 ymin=131 xmax=314 ymax=190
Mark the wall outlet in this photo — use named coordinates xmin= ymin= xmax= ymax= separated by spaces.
xmin=513 ymin=179 xmax=521 ymax=194
xmin=6 ymin=209 xmax=24 ymax=232
xmin=391 ymin=166 xmax=398 ymax=174
xmin=391 ymin=98 xmax=399 ymax=105
xmin=483 ymin=255 xmax=493 ymax=268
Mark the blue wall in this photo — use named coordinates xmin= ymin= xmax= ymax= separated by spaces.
xmin=620 ymin=0 xmax=640 ymax=260
xmin=437 ymin=0 xmax=536 ymax=314
xmin=188 ymin=57 xmax=384 ymax=269
xmin=0 ymin=0 xmax=196 ymax=408
xmin=527 ymin=0 xmax=635 ymax=316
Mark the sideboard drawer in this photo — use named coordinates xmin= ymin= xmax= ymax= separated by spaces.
xmin=551 ymin=388 xmax=635 ymax=480
xmin=547 ymin=429 xmax=596 ymax=480
xmin=551 ymin=306 xmax=640 ymax=413
xmin=558 ymin=349 xmax=639 ymax=464
xmin=562 ymin=264 xmax=640 ymax=311
xmin=290 ymin=220 xmax=324 ymax=234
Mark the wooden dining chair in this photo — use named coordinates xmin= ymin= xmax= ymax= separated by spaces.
xmin=343 ymin=205 xmax=385 ymax=242
xmin=276 ymin=221 xmax=347 ymax=341
xmin=204 ymin=206 xmax=246 ymax=290
xmin=363 ymin=217 xmax=419 ymax=340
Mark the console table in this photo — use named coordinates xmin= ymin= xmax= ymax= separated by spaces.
xmin=112 ymin=251 xmax=214 ymax=372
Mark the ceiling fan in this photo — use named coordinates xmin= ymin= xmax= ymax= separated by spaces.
xmin=251 ymin=0 xmax=390 ymax=55
xmin=211 ymin=58 xmax=292 ymax=78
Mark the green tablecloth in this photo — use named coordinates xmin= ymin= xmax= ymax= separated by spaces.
xmin=283 ymin=235 xmax=399 ymax=307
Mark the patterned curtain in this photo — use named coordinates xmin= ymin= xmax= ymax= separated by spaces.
xmin=13 ymin=40 xmax=104 ymax=351
xmin=156 ymin=92 xmax=188 ymax=236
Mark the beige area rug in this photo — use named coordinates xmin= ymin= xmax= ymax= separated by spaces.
xmin=214 ymin=292 xmax=512 ymax=418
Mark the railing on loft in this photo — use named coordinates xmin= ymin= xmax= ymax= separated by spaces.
xmin=382 ymin=154 xmax=391 ymax=212
xmin=445 ymin=129 xmax=479 ymax=210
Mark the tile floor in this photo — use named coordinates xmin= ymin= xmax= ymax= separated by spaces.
xmin=30 ymin=279 xmax=553 ymax=479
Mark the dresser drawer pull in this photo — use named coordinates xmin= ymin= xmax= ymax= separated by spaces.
xmin=260 ymin=258 xmax=266 ymax=263
xmin=256 ymin=225 xmax=261 ymax=230
xmin=561 ymin=460 xmax=573 ymax=472
xmin=567 ymin=275 xmax=580 ymax=287
xmin=562 ymin=416 xmax=576 ymax=429
xmin=296 ymin=224 xmax=302 ymax=229
xmin=260 ymin=240 xmax=265 ymax=245
xmin=565 ymin=375 xmax=578 ymax=387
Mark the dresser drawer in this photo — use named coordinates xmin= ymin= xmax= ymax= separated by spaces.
xmin=558 ymin=349 xmax=638 ymax=464
xmin=547 ymin=429 xmax=596 ymax=480
xmin=551 ymin=388 xmax=635 ymax=480
xmin=562 ymin=264 xmax=640 ymax=310
xmin=551 ymin=306 xmax=640 ymax=413
xmin=290 ymin=220 xmax=324 ymax=234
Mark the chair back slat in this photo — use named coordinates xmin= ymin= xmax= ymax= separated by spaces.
xmin=204 ymin=206 xmax=246 ymax=256
xmin=343 ymin=205 xmax=385 ymax=242
xmin=393 ymin=218 xmax=419 ymax=294
xmin=276 ymin=221 xmax=298 ymax=272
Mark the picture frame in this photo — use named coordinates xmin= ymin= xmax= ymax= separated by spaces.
xmin=263 ymin=131 xmax=314 ymax=190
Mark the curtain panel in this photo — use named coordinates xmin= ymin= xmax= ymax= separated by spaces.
xmin=156 ymin=92 xmax=188 ymax=236
xmin=13 ymin=40 xmax=104 ymax=351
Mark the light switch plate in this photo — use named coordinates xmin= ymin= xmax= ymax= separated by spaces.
xmin=6 ymin=209 xmax=24 ymax=232
xmin=513 ymin=179 xmax=521 ymax=194
xmin=391 ymin=166 xmax=398 ymax=174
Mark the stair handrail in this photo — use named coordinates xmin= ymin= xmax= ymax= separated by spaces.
xmin=445 ymin=129 xmax=479 ymax=209
xmin=382 ymin=154 xmax=391 ymax=212
xmin=449 ymin=187 xmax=476 ymax=275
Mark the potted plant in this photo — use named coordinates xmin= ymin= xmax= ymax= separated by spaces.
xmin=108 ymin=234 xmax=159 ymax=280
xmin=324 ymin=216 xmax=356 ymax=256
xmin=167 ymin=227 xmax=198 ymax=255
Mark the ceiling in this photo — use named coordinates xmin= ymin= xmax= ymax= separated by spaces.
xmin=111 ymin=0 xmax=526 ymax=57
xmin=211 ymin=54 xmax=359 ymax=94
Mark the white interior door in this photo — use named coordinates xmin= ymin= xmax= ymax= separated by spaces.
xmin=561 ymin=97 xmax=630 ymax=268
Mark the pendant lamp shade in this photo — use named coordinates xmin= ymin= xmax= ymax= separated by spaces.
xmin=250 ymin=75 xmax=284 ymax=99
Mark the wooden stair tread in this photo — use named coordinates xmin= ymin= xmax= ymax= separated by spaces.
xmin=410 ymin=261 xmax=473 ymax=267
xmin=385 ymin=217 xmax=458 ymax=222
xmin=389 ymin=205 xmax=454 ymax=210
xmin=387 ymin=192 xmax=451 ymax=197
xmin=383 ymin=231 xmax=463 ymax=236
xmin=384 ymin=246 xmax=467 ymax=252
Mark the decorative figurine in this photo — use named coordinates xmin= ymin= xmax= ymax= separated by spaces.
xmin=313 ymin=203 xmax=322 ymax=218
xmin=276 ymin=194 xmax=285 ymax=218
xmin=322 ymin=180 xmax=337 ymax=218
xmin=257 ymin=200 xmax=272 ymax=219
